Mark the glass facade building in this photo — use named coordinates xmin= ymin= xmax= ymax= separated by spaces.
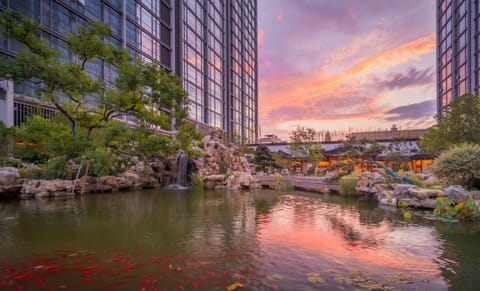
xmin=437 ymin=0 xmax=480 ymax=116
xmin=0 ymin=0 xmax=258 ymax=143
xmin=179 ymin=0 xmax=258 ymax=143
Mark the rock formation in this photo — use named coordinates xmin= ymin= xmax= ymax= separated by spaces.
xmin=193 ymin=129 xmax=261 ymax=190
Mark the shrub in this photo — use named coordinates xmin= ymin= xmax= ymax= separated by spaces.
xmin=45 ymin=156 xmax=75 ymax=180
xmin=339 ymin=175 xmax=358 ymax=196
xmin=18 ymin=166 xmax=47 ymax=179
xmin=273 ymin=175 xmax=293 ymax=192
xmin=190 ymin=175 xmax=204 ymax=192
xmin=85 ymin=149 xmax=116 ymax=177
xmin=431 ymin=143 xmax=480 ymax=189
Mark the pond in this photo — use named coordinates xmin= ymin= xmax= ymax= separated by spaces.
xmin=0 ymin=189 xmax=479 ymax=290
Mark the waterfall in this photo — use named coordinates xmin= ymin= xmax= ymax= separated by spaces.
xmin=175 ymin=152 xmax=188 ymax=187
xmin=166 ymin=152 xmax=189 ymax=189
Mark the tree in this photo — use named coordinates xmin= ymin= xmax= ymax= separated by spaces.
xmin=420 ymin=94 xmax=480 ymax=153
xmin=288 ymin=126 xmax=323 ymax=162
xmin=339 ymin=136 xmax=384 ymax=160
xmin=0 ymin=9 xmax=199 ymax=166
xmin=254 ymin=144 xmax=278 ymax=171
xmin=0 ymin=9 xmax=188 ymax=137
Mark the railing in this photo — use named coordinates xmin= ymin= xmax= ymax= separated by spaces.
xmin=13 ymin=97 xmax=56 ymax=126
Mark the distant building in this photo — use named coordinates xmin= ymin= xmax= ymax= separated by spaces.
xmin=436 ymin=0 xmax=480 ymax=115
xmin=347 ymin=125 xmax=428 ymax=141
xmin=257 ymin=134 xmax=284 ymax=144
xmin=249 ymin=126 xmax=433 ymax=173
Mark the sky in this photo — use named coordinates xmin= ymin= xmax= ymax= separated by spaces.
xmin=257 ymin=0 xmax=436 ymax=141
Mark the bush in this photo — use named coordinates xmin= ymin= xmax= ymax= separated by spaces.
xmin=18 ymin=166 xmax=47 ymax=179
xmin=431 ymin=143 xmax=480 ymax=189
xmin=339 ymin=175 xmax=358 ymax=196
xmin=45 ymin=156 xmax=75 ymax=180
xmin=190 ymin=175 xmax=204 ymax=192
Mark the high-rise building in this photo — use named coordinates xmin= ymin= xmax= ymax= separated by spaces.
xmin=436 ymin=0 xmax=480 ymax=115
xmin=0 ymin=0 xmax=258 ymax=143
xmin=179 ymin=0 xmax=258 ymax=143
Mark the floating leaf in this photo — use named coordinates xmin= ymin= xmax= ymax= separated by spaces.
xmin=266 ymin=274 xmax=284 ymax=281
xmin=226 ymin=282 xmax=244 ymax=291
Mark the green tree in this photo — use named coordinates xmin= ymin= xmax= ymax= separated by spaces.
xmin=0 ymin=9 xmax=188 ymax=138
xmin=0 ymin=9 xmax=199 ymax=166
xmin=288 ymin=126 xmax=323 ymax=162
xmin=254 ymin=144 xmax=278 ymax=171
xmin=420 ymin=94 xmax=480 ymax=153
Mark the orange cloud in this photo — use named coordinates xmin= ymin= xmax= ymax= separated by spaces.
xmin=259 ymin=33 xmax=436 ymax=120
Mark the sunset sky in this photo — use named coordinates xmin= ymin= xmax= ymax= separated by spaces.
xmin=258 ymin=0 xmax=436 ymax=140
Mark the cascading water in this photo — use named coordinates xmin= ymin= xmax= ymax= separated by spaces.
xmin=175 ymin=152 xmax=188 ymax=186
xmin=166 ymin=152 xmax=189 ymax=189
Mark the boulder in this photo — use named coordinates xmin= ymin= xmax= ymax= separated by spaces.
xmin=393 ymin=184 xmax=418 ymax=197
xmin=21 ymin=179 xmax=74 ymax=199
xmin=0 ymin=167 xmax=20 ymax=187
xmin=444 ymin=185 xmax=470 ymax=202
xmin=408 ymin=188 xmax=445 ymax=200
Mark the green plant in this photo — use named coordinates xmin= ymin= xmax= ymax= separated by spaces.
xmin=431 ymin=143 xmax=480 ymax=189
xmin=85 ymin=149 xmax=116 ymax=177
xmin=273 ymin=175 xmax=293 ymax=192
xmin=45 ymin=156 xmax=75 ymax=180
xmin=339 ymin=175 xmax=358 ymax=196
xmin=191 ymin=174 xmax=204 ymax=192
xmin=18 ymin=166 xmax=47 ymax=179
xmin=433 ymin=196 xmax=480 ymax=220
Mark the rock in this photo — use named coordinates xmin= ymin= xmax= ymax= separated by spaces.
xmin=379 ymin=197 xmax=397 ymax=206
xmin=21 ymin=179 xmax=74 ymax=199
xmin=419 ymin=198 xmax=437 ymax=209
xmin=444 ymin=185 xmax=470 ymax=202
xmin=408 ymin=188 xmax=445 ymax=200
xmin=0 ymin=167 xmax=20 ymax=178
xmin=0 ymin=170 xmax=17 ymax=186
xmin=393 ymin=184 xmax=417 ymax=197
xmin=204 ymin=175 xmax=226 ymax=182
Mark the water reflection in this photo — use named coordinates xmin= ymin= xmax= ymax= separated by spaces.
xmin=0 ymin=189 xmax=478 ymax=290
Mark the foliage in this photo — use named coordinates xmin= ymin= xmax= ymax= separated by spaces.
xmin=420 ymin=94 xmax=480 ymax=153
xmin=0 ymin=9 xmax=202 ymax=178
xmin=273 ymin=175 xmax=293 ymax=192
xmin=340 ymin=137 xmax=384 ymax=160
xmin=84 ymin=148 xmax=116 ymax=177
xmin=431 ymin=143 xmax=480 ymax=189
xmin=434 ymin=196 xmax=480 ymax=220
xmin=18 ymin=166 xmax=47 ymax=179
xmin=190 ymin=175 xmax=204 ymax=193
xmin=339 ymin=175 xmax=358 ymax=196
xmin=288 ymin=126 xmax=323 ymax=162
xmin=45 ymin=156 xmax=75 ymax=180
xmin=254 ymin=144 xmax=279 ymax=171
xmin=322 ymin=161 xmax=354 ymax=180
xmin=174 ymin=123 xmax=203 ymax=157
xmin=13 ymin=115 xmax=85 ymax=162
xmin=0 ymin=121 xmax=13 ymax=157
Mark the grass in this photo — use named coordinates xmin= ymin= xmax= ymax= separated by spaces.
xmin=339 ymin=174 xmax=358 ymax=196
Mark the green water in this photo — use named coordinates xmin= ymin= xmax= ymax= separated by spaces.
xmin=0 ymin=189 xmax=479 ymax=290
